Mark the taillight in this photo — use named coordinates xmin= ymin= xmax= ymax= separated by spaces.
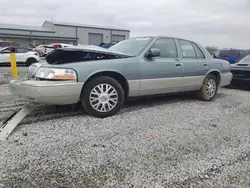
xmin=45 ymin=48 xmax=47 ymax=53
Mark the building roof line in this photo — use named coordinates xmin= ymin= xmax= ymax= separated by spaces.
xmin=0 ymin=33 xmax=78 ymax=40
xmin=0 ymin=27 xmax=55 ymax=33
xmin=47 ymin=20 xmax=130 ymax=32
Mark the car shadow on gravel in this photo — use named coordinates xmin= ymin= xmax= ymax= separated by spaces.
xmin=15 ymin=90 xmax=230 ymax=126
xmin=17 ymin=92 xmax=197 ymax=125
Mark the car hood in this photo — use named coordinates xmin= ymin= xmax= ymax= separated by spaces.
xmin=45 ymin=45 xmax=134 ymax=64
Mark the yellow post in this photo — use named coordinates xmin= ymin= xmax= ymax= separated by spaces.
xmin=10 ymin=52 xmax=18 ymax=79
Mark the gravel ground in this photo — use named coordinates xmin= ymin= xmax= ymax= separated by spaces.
xmin=0 ymin=70 xmax=250 ymax=188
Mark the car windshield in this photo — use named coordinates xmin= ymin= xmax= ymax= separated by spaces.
xmin=219 ymin=50 xmax=239 ymax=57
xmin=238 ymin=55 xmax=250 ymax=64
xmin=109 ymin=37 xmax=153 ymax=56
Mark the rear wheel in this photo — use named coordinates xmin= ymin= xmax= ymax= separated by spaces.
xmin=26 ymin=58 xmax=37 ymax=66
xmin=81 ymin=76 xmax=124 ymax=118
xmin=198 ymin=74 xmax=218 ymax=101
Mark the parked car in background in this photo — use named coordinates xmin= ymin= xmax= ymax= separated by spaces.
xmin=39 ymin=43 xmax=73 ymax=57
xmin=10 ymin=36 xmax=232 ymax=118
xmin=49 ymin=43 xmax=73 ymax=49
xmin=217 ymin=49 xmax=248 ymax=64
xmin=0 ymin=40 xmax=20 ymax=48
xmin=0 ymin=46 xmax=39 ymax=65
xmin=230 ymin=55 xmax=250 ymax=84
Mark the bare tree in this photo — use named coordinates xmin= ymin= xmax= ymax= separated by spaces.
xmin=205 ymin=46 xmax=218 ymax=53
xmin=205 ymin=46 xmax=219 ymax=58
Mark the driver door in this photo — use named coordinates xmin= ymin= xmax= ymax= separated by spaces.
xmin=139 ymin=38 xmax=184 ymax=95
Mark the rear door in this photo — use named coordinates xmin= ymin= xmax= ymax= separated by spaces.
xmin=177 ymin=39 xmax=208 ymax=90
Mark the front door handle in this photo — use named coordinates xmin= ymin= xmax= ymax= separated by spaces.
xmin=175 ymin=63 xmax=183 ymax=67
xmin=203 ymin=63 xmax=208 ymax=66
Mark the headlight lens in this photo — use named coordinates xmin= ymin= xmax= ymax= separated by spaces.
xmin=35 ymin=68 xmax=77 ymax=80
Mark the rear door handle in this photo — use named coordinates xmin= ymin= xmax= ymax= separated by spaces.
xmin=203 ymin=63 xmax=208 ymax=66
xmin=175 ymin=63 xmax=183 ymax=67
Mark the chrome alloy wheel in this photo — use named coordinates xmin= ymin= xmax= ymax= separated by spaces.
xmin=206 ymin=79 xmax=217 ymax=98
xmin=89 ymin=84 xmax=118 ymax=112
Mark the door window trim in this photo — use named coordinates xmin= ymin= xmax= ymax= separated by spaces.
xmin=177 ymin=39 xmax=197 ymax=59
xmin=191 ymin=42 xmax=205 ymax=59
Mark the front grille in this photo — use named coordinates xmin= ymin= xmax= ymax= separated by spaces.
xmin=231 ymin=70 xmax=250 ymax=78
xmin=27 ymin=63 xmax=40 ymax=79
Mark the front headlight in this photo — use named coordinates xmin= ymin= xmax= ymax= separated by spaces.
xmin=35 ymin=68 xmax=77 ymax=81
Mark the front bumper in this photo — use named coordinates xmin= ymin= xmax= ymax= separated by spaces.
xmin=220 ymin=72 xmax=233 ymax=87
xmin=10 ymin=80 xmax=84 ymax=105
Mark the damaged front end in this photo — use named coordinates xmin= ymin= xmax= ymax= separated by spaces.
xmin=45 ymin=45 xmax=134 ymax=65
xmin=27 ymin=45 xmax=134 ymax=80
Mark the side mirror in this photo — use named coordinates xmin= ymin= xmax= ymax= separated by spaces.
xmin=145 ymin=48 xmax=161 ymax=58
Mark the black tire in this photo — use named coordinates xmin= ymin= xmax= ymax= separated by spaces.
xmin=198 ymin=74 xmax=218 ymax=101
xmin=26 ymin=58 xmax=37 ymax=66
xmin=81 ymin=76 xmax=124 ymax=118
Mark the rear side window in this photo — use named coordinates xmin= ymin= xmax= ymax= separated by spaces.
xmin=16 ymin=48 xmax=29 ymax=53
xmin=192 ymin=43 xmax=205 ymax=59
xmin=151 ymin=38 xmax=178 ymax=58
xmin=178 ymin=40 xmax=196 ymax=58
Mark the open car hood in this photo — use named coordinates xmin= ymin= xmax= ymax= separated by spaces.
xmin=45 ymin=45 xmax=134 ymax=64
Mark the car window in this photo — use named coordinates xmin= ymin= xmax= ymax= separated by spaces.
xmin=151 ymin=38 xmax=178 ymax=58
xmin=16 ymin=48 xmax=29 ymax=53
xmin=192 ymin=43 xmax=205 ymax=59
xmin=178 ymin=40 xmax=196 ymax=58
xmin=0 ymin=47 xmax=14 ymax=53
xmin=219 ymin=50 xmax=239 ymax=58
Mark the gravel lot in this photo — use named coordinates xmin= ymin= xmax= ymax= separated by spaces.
xmin=0 ymin=68 xmax=250 ymax=188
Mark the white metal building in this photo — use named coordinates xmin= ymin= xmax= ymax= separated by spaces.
xmin=0 ymin=21 xmax=130 ymax=46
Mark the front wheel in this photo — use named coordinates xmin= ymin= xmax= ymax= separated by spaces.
xmin=198 ymin=74 xmax=218 ymax=101
xmin=81 ymin=76 xmax=124 ymax=118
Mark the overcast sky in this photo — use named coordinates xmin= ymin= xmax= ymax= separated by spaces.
xmin=0 ymin=0 xmax=249 ymax=48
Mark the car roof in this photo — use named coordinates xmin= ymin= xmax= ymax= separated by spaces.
xmin=128 ymin=36 xmax=206 ymax=46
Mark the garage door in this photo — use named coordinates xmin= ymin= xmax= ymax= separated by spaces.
xmin=88 ymin=33 xmax=103 ymax=45
xmin=112 ymin=35 xmax=125 ymax=42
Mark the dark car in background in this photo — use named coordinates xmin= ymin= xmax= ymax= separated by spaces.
xmin=217 ymin=49 xmax=248 ymax=64
xmin=230 ymin=55 xmax=250 ymax=85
